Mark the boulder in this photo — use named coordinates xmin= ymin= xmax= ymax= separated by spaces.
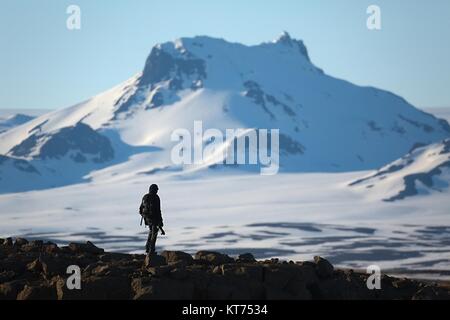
xmin=144 ymin=254 xmax=167 ymax=268
xmin=161 ymin=251 xmax=194 ymax=265
xmin=313 ymin=256 xmax=334 ymax=278
xmin=195 ymin=251 xmax=234 ymax=265
xmin=26 ymin=259 xmax=44 ymax=273
xmin=2 ymin=237 xmax=13 ymax=246
xmin=68 ymin=241 xmax=104 ymax=255
xmin=14 ymin=238 xmax=29 ymax=247
xmin=237 ymin=253 xmax=256 ymax=263
xmin=42 ymin=243 xmax=60 ymax=254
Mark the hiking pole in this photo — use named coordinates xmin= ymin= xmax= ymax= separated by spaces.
xmin=140 ymin=215 xmax=143 ymax=226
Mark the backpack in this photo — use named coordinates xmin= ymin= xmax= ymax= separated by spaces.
xmin=141 ymin=194 xmax=153 ymax=217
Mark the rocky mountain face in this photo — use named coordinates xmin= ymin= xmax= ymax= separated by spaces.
xmin=0 ymin=33 xmax=449 ymax=193
xmin=10 ymin=122 xmax=114 ymax=163
xmin=1 ymin=237 xmax=449 ymax=300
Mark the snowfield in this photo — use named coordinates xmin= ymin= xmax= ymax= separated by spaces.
xmin=1 ymin=171 xmax=449 ymax=280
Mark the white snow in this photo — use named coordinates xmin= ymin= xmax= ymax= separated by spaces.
xmin=350 ymin=139 xmax=450 ymax=201
xmin=1 ymin=171 xmax=450 ymax=279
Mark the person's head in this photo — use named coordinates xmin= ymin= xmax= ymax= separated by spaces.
xmin=149 ymin=184 xmax=159 ymax=194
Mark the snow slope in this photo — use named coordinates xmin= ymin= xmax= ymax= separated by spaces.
xmin=349 ymin=139 xmax=450 ymax=201
xmin=0 ymin=33 xmax=449 ymax=193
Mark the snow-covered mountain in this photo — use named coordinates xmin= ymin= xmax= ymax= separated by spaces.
xmin=0 ymin=114 xmax=35 ymax=133
xmin=349 ymin=139 xmax=450 ymax=201
xmin=1 ymin=32 xmax=449 ymax=193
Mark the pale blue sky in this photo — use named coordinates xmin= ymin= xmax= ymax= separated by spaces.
xmin=1 ymin=0 xmax=450 ymax=110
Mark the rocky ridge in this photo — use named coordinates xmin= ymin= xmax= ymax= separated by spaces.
xmin=1 ymin=237 xmax=449 ymax=300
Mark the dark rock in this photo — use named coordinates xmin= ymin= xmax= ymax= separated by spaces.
xmin=91 ymin=264 xmax=110 ymax=276
xmin=1 ymin=237 xmax=449 ymax=300
xmin=195 ymin=251 xmax=234 ymax=265
xmin=313 ymin=256 xmax=334 ymax=278
xmin=0 ymin=281 xmax=26 ymax=300
xmin=132 ymin=277 xmax=195 ymax=300
xmin=21 ymin=241 xmax=44 ymax=253
xmin=412 ymin=285 xmax=450 ymax=300
xmin=99 ymin=252 xmax=131 ymax=262
xmin=39 ymin=255 xmax=78 ymax=277
xmin=264 ymin=265 xmax=295 ymax=290
xmin=17 ymin=284 xmax=57 ymax=300
xmin=0 ymin=258 xmax=27 ymax=275
xmin=10 ymin=123 xmax=114 ymax=163
xmin=161 ymin=250 xmax=194 ymax=265
xmin=56 ymin=275 xmax=131 ymax=300
xmin=220 ymin=264 xmax=264 ymax=282
xmin=169 ymin=268 xmax=189 ymax=280
xmin=0 ymin=270 xmax=16 ymax=283
xmin=26 ymin=259 xmax=44 ymax=273
xmin=147 ymin=265 xmax=173 ymax=277
xmin=144 ymin=254 xmax=167 ymax=268
xmin=206 ymin=273 xmax=265 ymax=300
xmin=293 ymin=262 xmax=319 ymax=286
xmin=237 ymin=253 xmax=256 ymax=263
xmin=2 ymin=237 xmax=13 ymax=246
xmin=43 ymin=243 xmax=60 ymax=254
xmin=14 ymin=238 xmax=28 ymax=247
xmin=30 ymin=240 xmax=43 ymax=247
xmin=68 ymin=241 xmax=104 ymax=255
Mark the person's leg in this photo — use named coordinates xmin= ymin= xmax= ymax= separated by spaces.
xmin=145 ymin=227 xmax=152 ymax=253
xmin=149 ymin=225 xmax=159 ymax=254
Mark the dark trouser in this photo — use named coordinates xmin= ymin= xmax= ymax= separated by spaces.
xmin=145 ymin=225 xmax=158 ymax=254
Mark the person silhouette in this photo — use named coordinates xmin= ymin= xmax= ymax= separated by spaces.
xmin=139 ymin=184 xmax=164 ymax=254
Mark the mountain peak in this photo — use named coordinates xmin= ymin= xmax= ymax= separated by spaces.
xmin=273 ymin=31 xmax=310 ymax=62
xmin=274 ymin=31 xmax=293 ymax=44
